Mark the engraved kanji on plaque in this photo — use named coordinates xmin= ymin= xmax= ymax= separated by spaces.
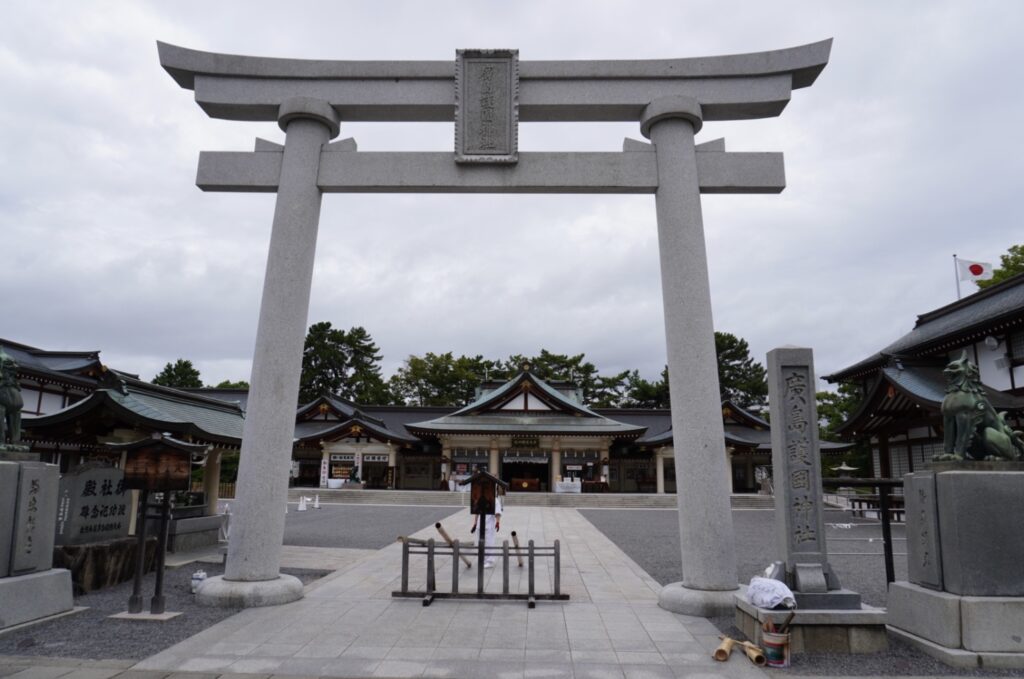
xmin=455 ymin=49 xmax=519 ymax=164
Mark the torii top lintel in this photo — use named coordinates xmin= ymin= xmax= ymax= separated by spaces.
xmin=157 ymin=40 xmax=831 ymax=123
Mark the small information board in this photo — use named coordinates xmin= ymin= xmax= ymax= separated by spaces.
xmin=55 ymin=463 xmax=130 ymax=546
xmin=459 ymin=468 xmax=509 ymax=515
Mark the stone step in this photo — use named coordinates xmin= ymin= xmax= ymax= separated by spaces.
xmin=284 ymin=488 xmax=776 ymax=509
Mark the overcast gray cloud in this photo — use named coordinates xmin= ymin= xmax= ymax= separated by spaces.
xmin=2 ymin=1 xmax=1021 ymax=389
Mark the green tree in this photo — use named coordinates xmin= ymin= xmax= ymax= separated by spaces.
xmin=501 ymin=350 xmax=626 ymax=405
xmin=715 ymin=331 xmax=767 ymax=412
xmin=976 ymin=244 xmax=1024 ymax=289
xmin=213 ymin=379 xmax=249 ymax=389
xmin=816 ymin=382 xmax=870 ymax=477
xmin=623 ymin=366 xmax=670 ymax=408
xmin=343 ymin=326 xmax=394 ymax=404
xmin=619 ymin=333 xmax=766 ymax=411
xmin=299 ymin=323 xmax=394 ymax=404
xmin=152 ymin=359 xmax=203 ymax=389
xmin=816 ymin=382 xmax=863 ymax=441
xmin=389 ymin=352 xmax=497 ymax=406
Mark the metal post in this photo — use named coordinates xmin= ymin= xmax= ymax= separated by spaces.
xmin=401 ymin=538 xmax=410 ymax=594
xmin=528 ymin=540 xmax=535 ymax=597
xmin=425 ymin=538 xmax=436 ymax=606
xmin=452 ymin=540 xmax=460 ymax=594
xmin=127 ymin=489 xmax=149 ymax=614
xmin=477 ymin=518 xmax=486 ymax=595
xmin=528 ymin=539 xmax=536 ymax=608
xmin=554 ymin=539 xmax=561 ymax=597
xmin=879 ymin=485 xmax=895 ymax=584
xmin=150 ymin=491 xmax=171 ymax=614
xmin=502 ymin=540 xmax=510 ymax=595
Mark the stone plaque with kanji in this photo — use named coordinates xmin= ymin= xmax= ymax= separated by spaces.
xmin=54 ymin=462 xmax=130 ymax=546
xmin=455 ymin=49 xmax=518 ymax=164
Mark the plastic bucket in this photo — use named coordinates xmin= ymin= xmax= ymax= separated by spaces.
xmin=762 ymin=631 xmax=790 ymax=668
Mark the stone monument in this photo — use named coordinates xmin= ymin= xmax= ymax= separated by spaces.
xmin=0 ymin=460 xmax=74 ymax=630
xmin=158 ymin=40 xmax=831 ymax=612
xmin=888 ymin=355 xmax=1024 ymax=669
xmin=735 ymin=347 xmax=886 ymax=654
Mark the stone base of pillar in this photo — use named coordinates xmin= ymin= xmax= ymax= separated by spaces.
xmin=0 ymin=569 xmax=74 ymax=630
xmin=658 ymin=581 xmax=739 ymax=617
xmin=196 ymin=574 xmax=303 ymax=608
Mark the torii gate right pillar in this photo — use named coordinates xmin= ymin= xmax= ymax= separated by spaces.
xmin=642 ymin=97 xmax=739 ymax=616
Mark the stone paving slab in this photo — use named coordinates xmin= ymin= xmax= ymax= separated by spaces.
xmin=122 ymin=507 xmax=765 ymax=679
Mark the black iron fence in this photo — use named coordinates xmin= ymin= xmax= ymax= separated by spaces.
xmin=822 ymin=477 xmax=904 ymax=583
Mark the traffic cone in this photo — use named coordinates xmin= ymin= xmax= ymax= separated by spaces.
xmin=298 ymin=496 xmax=308 ymax=511
xmin=313 ymin=494 xmax=321 ymax=509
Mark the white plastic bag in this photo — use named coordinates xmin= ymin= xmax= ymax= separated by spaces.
xmin=747 ymin=576 xmax=796 ymax=609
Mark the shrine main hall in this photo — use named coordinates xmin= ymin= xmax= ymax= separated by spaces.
xmin=11 ymin=339 xmax=821 ymax=495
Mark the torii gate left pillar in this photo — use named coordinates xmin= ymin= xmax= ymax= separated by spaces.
xmin=159 ymin=41 xmax=831 ymax=614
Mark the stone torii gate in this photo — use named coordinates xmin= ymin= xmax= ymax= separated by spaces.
xmin=159 ymin=40 xmax=830 ymax=615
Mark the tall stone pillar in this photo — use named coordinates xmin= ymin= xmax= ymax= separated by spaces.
xmin=387 ymin=445 xmax=397 ymax=489
xmin=655 ymin=450 xmax=665 ymax=494
xmin=489 ymin=439 xmax=500 ymax=476
xmin=642 ymin=96 xmax=739 ymax=616
xmin=203 ymin=449 xmax=222 ymax=516
xmin=550 ymin=437 xmax=562 ymax=488
xmin=199 ymin=97 xmax=340 ymax=608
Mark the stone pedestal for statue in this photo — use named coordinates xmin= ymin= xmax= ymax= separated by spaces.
xmin=0 ymin=461 xmax=74 ymax=631
xmin=888 ymin=467 xmax=1024 ymax=669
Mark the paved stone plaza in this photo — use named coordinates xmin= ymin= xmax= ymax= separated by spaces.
xmin=1 ymin=506 xmax=766 ymax=678
xmin=4 ymin=505 xmax=1018 ymax=677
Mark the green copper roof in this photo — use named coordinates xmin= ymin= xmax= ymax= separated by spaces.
xmin=407 ymin=371 xmax=645 ymax=437
xmin=24 ymin=377 xmax=245 ymax=446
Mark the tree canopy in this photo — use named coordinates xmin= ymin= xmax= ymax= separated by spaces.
xmin=714 ymin=332 xmax=768 ymax=412
xmin=213 ymin=379 xmax=249 ymax=389
xmin=299 ymin=323 xmax=395 ymax=404
xmin=386 ymin=333 xmax=767 ymax=411
xmin=389 ymin=352 xmax=497 ymax=406
xmin=152 ymin=359 xmax=203 ymax=389
xmin=155 ymin=326 xmax=769 ymax=411
xmin=622 ymin=366 xmax=670 ymax=409
xmin=976 ymin=244 xmax=1024 ymax=289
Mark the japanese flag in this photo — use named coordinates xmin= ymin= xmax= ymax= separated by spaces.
xmin=957 ymin=259 xmax=994 ymax=281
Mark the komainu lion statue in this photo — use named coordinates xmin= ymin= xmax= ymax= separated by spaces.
xmin=936 ymin=351 xmax=1024 ymax=461
xmin=0 ymin=348 xmax=24 ymax=446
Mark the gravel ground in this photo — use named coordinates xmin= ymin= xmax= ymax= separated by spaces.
xmin=580 ymin=507 xmax=1020 ymax=677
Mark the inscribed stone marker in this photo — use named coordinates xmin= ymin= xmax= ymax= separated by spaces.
xmin=904 ymin=471 xmax=942 ymax=590
xmin=10 ymin=462 xmax=59 ymax=575
xmin=455 ymin=49 xmax=518 ymax=164
xmin=54 ymin=463 xmax=131 ymax=546
xmin=767 ymin=347 xmax=840 ymax=592
xmin=0 ymin=461 xmax=19 ymax=578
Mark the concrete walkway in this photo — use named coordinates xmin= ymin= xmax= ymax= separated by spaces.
xmin=2 ymin=507 xmax=772 ymax=679
xmin=141 ymin=506 xmax=766 ymax=678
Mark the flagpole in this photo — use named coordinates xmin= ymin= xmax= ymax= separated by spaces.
xmin=953 ymin=254 xmax=961 ymax=300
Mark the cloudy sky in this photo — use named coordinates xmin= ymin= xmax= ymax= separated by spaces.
xmin=2 ymin=1 xmax=1021 ymax=391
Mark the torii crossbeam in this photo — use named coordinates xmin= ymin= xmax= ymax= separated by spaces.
xmin=159 ymin=40 xmax=830 ymax=615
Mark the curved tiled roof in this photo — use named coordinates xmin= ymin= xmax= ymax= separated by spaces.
xmin=24 ymin=378 xmax=245 ymax=446
xmin=827 ymin=272 xmax=1024 ymax=381
xmin=409 ymin=372 xmax=645 ymax=438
